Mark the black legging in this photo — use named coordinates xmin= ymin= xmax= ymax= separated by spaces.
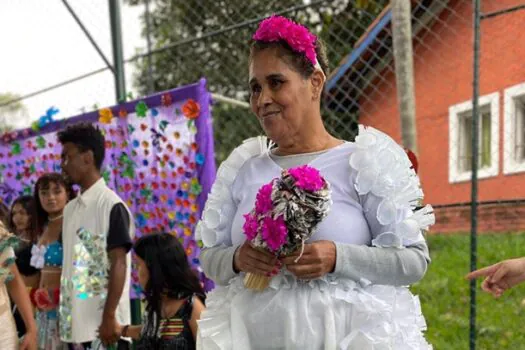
xmin=12 ymin=304 xmax=26 ymax=338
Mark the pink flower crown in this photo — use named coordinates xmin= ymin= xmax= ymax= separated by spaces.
xmin=252 ymin=15 xmax=318 ymax=67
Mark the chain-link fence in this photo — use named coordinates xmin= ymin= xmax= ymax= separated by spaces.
xmin=124 ymin=0 xmax=388 ymax=162
xmin=2 ymin=0 xmax=525 ymax=348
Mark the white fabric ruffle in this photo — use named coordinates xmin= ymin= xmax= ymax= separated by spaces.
xmin=195 ymin=136 xmax=268 ymax=247
xmin=30 ymin=244 xmax=47 ymax=269
xmin=198 ymin=271 xmax=431 ymax=350
xmin=349 ymin=125 xmax=435 ymax=248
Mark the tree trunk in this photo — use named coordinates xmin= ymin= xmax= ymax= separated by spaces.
xmin=391 ymin=0 xmax=418 ymax=154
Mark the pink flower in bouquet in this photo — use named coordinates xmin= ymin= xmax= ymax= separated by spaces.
xmin=261 ymin=216 xmax=288 ymax=252
xmin=243 ymin=213 xmax=259 ymax=241
xmin=255 ymin=182 xmax=273 ymax=214
xmin=288 ymin=165 xmax=325 ymax=192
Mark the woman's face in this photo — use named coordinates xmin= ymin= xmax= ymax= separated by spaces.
xmin=38 ymin=182 xmax=68 ymax=216
xmin=11 ymin=204 xmax=30 ymax=233
xmin=136 ymin=256 xmax=149 ymax=289
xmin=249 ymin=48 xmax=314 ymax=144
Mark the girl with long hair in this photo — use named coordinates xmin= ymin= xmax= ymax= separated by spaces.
xmin=30 ymin=173 xmax=75 ymax=349
xmin=9 ymin=196 xmax=40 ymax=337
xmin=113 ymin=233 xmax=205 ymax=350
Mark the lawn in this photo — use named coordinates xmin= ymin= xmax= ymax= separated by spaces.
xmin=411 ymin=232 xmax=525 ymax=349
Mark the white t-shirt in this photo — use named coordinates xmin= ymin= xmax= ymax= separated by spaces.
xmin=229 ymin=142 xmax=373 ymax=247
xmin=59 ymin=178 xmax=134 ymax=343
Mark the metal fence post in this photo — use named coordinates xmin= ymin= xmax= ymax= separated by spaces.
xmin=469 ymin=0 xmax=481 ymax=349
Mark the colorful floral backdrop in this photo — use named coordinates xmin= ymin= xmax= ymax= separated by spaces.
xmin=0 ymin=79 xmax=216 ymax=296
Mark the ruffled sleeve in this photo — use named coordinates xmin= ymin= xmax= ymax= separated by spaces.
xmin=196 ymin=136 xmax=269 ymax=248
xmin=349 ymin=125 xmax=435 ymax=248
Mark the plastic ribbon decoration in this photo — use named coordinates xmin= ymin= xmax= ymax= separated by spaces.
xmin=38 ymin=106 xmax=60 ymax=128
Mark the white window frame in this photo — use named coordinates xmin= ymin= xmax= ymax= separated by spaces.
xmin=448 ymin=92 xmax=499 ymax=183
xmin=503 ymin=82 xmax=525 ymax=175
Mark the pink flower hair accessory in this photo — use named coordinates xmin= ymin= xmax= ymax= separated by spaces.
xmin=253 ymin=15 xmax=318 ymax=67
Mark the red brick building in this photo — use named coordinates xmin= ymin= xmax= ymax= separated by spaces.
xmin=326 ymin=0 xmax=525 ymax=233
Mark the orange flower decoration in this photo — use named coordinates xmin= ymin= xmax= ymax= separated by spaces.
xmin=182 ymin=99 xmax=200 ymax=119
xmin=99 ymin=108 xmax=113 ymax=124
xmin=119 ymin=108 xmax=128 ymax=118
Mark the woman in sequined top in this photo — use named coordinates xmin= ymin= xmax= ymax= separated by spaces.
xmin=113 ymin=233 xmax=205 ymax=350
xmin=30 ymin=173 xmax=75 ymax=350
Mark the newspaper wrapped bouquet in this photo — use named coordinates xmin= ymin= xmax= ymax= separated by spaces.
xmin=242 ymin=165 xmax=331 ymax=290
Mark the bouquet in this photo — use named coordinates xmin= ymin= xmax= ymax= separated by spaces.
xmin=242 ymin=165 xmax=331 ymax=290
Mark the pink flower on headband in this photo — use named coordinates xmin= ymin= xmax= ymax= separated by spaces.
xmin=253 ymin=15 xmax=318 ymax=66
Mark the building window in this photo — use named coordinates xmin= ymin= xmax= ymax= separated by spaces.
xmin=449 ymin=92 xmax=499 ymax=183
xmin=504 ymin=82 xmax=525 ymax=174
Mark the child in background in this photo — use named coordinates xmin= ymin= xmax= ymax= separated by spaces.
xmin=112 ymin=233 xmax=205 ymax=350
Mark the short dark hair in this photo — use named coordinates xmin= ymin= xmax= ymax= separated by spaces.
xmin=34 ymin=173 xmax=75 ymax=234
xmin=250 ymin=37 xmax=330 ymax=79
xmin=57 ymin=122 xmax=105 ymax=170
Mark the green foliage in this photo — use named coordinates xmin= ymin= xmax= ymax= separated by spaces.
xmin=125 ymin=0 xmax=388 ymax=162
xmin=0 ymin=92 xmax=28 ymax=132
xmin=412 ymin=232 xmax=525 ymax=349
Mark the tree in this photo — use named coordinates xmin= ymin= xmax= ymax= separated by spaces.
xmin=392 ymin=0 xmax=418 ymax=154
xmin=125 ymin=0 xmax=387 ymax=162
xmin=0 ymin=92 xmax=29 ymax=133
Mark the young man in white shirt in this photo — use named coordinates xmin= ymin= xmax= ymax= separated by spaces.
xmin=58 ymin=123 xmax=134 ymax=349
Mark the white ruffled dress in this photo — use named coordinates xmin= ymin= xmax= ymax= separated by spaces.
xmin=196 ymin=126 xmax=435 ymax=350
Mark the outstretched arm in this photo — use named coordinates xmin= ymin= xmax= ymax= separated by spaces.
xmin=465 ymin=257 xmax=525 ymax=298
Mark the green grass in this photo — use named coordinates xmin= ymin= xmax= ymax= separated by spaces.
xmin=411 ymin=232 xmax=525 ymax=349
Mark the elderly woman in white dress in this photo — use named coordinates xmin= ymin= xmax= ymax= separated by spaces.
xmin=196 ymin=16 xmax=435 ymax=349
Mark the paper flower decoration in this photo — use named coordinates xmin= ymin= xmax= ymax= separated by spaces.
xmin=136 ymin=101 xmax=148 ymax=117
xmin=99 ymin=108 xmax=113 ymax=124
xmin=195 ymin=153 xmax=205 ymax=165
xmin=161 ymin=93 xmax=173 ymax=106
xmin=159 ymin=120 xmax=169 ymax=132
xmin=11 ymin=142 xmax=21 ymax=155
xmin=36 ymin=136 xmax=46 ymax=149
xmin=38 ymin=106 xmax=59 ymax=129
xmin=119 ymin=108 xmax=128 ymax=119
xmin=182 ymin=99 xmax=200 ymax=119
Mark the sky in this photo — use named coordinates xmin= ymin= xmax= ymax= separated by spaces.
xmin=0 ymin=0 xmax=146 ymax=129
